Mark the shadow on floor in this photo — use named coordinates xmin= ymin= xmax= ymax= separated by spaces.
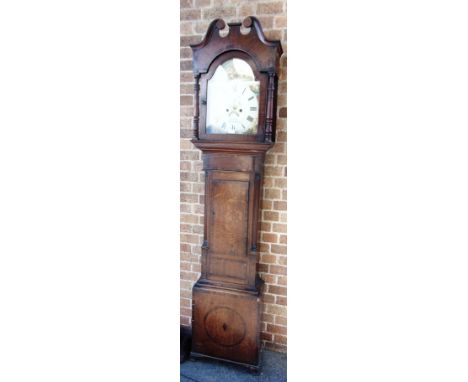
xmin=180 ymin=350 xmax=287 ymax=382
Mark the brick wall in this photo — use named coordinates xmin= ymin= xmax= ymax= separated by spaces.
xmin=180 ymin=0 xmax=287 ymax=353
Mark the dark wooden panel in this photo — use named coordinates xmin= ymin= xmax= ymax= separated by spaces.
xmin=192 ymin=286 xmax=260 ymax=366
xmin=209 ymin=176 xmax=249 ymax=258
xmin=204 ymin=154 xmax=253 ymax=172
xmin=208 ymin=258 xmax=247 ymax=284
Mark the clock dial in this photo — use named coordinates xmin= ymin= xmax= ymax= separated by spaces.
xmin=206 ymin=58 xmax=259 ymax=135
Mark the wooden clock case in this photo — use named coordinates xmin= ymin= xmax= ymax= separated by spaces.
xmin=189 ymin=17 xmax=282 ymax=371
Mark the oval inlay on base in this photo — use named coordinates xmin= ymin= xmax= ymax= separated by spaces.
xmin=204 ymin=306 xmax=246 ymax=347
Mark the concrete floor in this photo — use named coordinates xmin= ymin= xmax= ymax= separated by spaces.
xmin=180 ymin=350 xmax=287 ymax=382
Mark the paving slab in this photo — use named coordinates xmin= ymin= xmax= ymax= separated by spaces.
xmin=180 ymin=350 xmax=287 ymax=382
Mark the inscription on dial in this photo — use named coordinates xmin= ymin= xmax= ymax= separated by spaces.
xmin=204 ymin=307 xmax=246 ymax=347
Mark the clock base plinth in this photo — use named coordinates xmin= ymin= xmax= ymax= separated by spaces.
xmin=190 ymin=350 xmax=262 ymax=374
xmin=191 ymin=283 xmax=262 ymax=370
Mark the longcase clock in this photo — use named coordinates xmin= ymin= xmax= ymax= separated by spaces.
xmin=189 ymin=17 xmax=283 ymax=371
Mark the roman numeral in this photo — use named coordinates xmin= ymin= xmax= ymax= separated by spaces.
xmin=250 ymin=107 xmax=257 ymax=111
xmin=247 ymin=116 xmax=254 ymax=122
xmin=248 ymin=96 xmax=254 ymax=101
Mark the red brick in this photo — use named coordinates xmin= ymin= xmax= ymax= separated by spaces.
xmin=191 ymin=263 xmax=201 ymax=273
xmin=193 ymin=204 xmax=204 ymax=214
xmin=180 ymin=60 xmax=192 ymax=71
xmin=265 ymin=29 xmax=282 ymax=41
xmin=180 ymin=261 xmax=191 ymax=271
xmin=278 ymin=255 xmax=287 ymax=266
xmin=180 ymin=21 xmax=193 ymax=35
xmin=180 ymin=151 xmax=199 ymax=160
xmin=180 ymin=280 xmax=192 ymax=290
xmin=180 ymin=182 xmax=191 ymax=192
xmin=261 ymin=199 xmax=273 ymax=210
xmin=180 ymin=193 xmax=198 ymax=203
xmin=263 ymin=210 xmax=279 ymax=222
xmin=264 ymin=165 xmax=283 ymax=177
xmin=267 ymin=324 xmax=287 ymax=335
xmin=273 ymin=201 xmax=287 ymax=211
xmin=192 ymin=225 xmax=203 ymax=234
xmin=260 ymin=254 xmax=276 ymax=264
xmin=180 ymin=288 xmax=192 ymax=299
xmin=271 ymin=244 xmax=286 ymax=255
xmin=262 ymin=273 xmax=276 ymax=283
xmin=268 ymin=285 xmax=287 ymax=296
xmin=180 ymin=270 xmax=199 ymax=281
xmin=180 ymin=203 xmax=192 ymax=213
xmin=258 ymin=263 xmax=269 ymax=273
xmin=267 ymin=304 xmax=286 ymax=316
xmin=202 ymin=7 xmax=236 ymax=19
xmin=265 ymin=189 xmax=281 ymax=200
xmin=180 ymin=223 xmax=191 ymax=233
xmin=273 ymin=223 xmax=287 ymax=233
xmin=255 ymin=16 xmax=274 ymax=29
xmin=275 ymin=315 xmax=287 ymax=326
xmin=277 ymin=131 xmax=287 ymax=142
xmin=279 ymin=212 xmax=287 ymax=223
xmin=258 ymin=2 xmax=283 ymax=14
xmin=263 ymin=177 xmax=274 ymax=187
xmin=194 ymin=0 xmax=211 ymax=6
xmin=274 ymin=178 xmax=287 ymax=188
xmin=180 ymin=243 xmax=191 ymax=253
xmin=180 ymin=118 xmax=192 ymax=130
xmin=181 ymin=213 xmax=198 ymax=224
xmin=265 ymin=151 xmax=275 ymax=163
xmin=239 ymin=3 xmax=255 ymax=16
xmin=180 ymin=172 xmax=198 ymax=182
xmin=180 ymin=9 xmax=201 ymax=21
xmin=269 ymin=265 xmax=286 ymax=276
xmin=261 ymin=222 xmax=272 ymax=232
xmin=180 ymin=161 xmax=191 ymax=171
xmin=180 ymin=298 xmax=191 ymax=308
xmin=180 ymin=47 xmax=192 ymax=59
xmin=180 ymin=106 xmax=193 ymax=117
xmin=180 ymin=83 xmax=194 ymax=94
xmin=180 ymin=129 xmax=194 ymax=139
xmin=274 ymin=334 xmax=287 ymax=345
xmin=180 ymin=0 xmax=193 ymax=8
xmin=194 ymin=21 xmax=212 ymax=34
xmin=261 ymin=232 xmax=278 ymax=243
xmin=180 ymin=233 xmax=200 ymax=245
xmin=276 ymin=155 xmax=287 ymax=165
xmin=277 ymin=275 xmax=287 ymax=286
xmin=274 ymin=15 xmax=287 ymax=28
xmin=180 ymin=72 xmax=194 ymax=83
xmin=259 ymin=243 xmax=270 ymax=253
xmin=279 ymin=81 xmax=287 ymax=94
xmin=276 ymin=296 xmax=287 ymax=306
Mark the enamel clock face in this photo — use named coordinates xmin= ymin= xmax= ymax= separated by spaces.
xmin=206 ymin=58 xmax=259 ymax=135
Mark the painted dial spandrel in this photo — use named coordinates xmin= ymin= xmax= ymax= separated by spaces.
xmin=206 ymin=58 xmax=259 ymax=134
